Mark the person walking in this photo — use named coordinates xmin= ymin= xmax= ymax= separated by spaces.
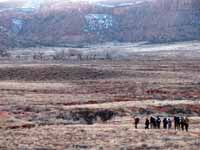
xmin=184 ymin=117 xmax=189 ymax=132
xmin=156 ymin=116 xmax=161 ymax=129
xmin=145 ymin=118 xmax=150 ymax=129
xmin=180 ymin=117 xmax=185 ymax=131
xmin=163 ymin=118 xmax=168 ymax=129
xmin=168 ymin=118 xmax=172 ymax=129
xmin=134 ymin=117 xmax=140 ymax=129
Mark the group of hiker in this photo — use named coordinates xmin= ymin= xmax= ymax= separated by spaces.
xmin=134 ymin=116 xmax=190 ymax=132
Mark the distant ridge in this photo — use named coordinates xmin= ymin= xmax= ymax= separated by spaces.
xmin=0 ymin=0 xmax=200 ymax=49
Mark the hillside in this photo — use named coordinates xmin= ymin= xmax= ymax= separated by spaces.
xmin=0 ymin=0 xmax=200 ymax=48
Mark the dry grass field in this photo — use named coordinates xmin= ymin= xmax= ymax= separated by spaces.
xmin=0 ymin=55 xmax=200 ymax=149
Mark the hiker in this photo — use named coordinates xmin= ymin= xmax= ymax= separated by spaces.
xmin=168 ymin=118 xmax=172 ymax=129
xmin=174 ymin=116 xmax=180 ymax=130
xmin=145 ymin=118 xmax=150 ymax=129
xmin=180 ymin=117 xmax=185 ymax=131
xmin=184 ymin=117 xmax=189 ymax=132
xmin=163 ymin=118 xmax=168 ymax=129
xmin=150 ymin=116 xmax=156 ymax=129
xmin=156 ymin=116 xmax=161 ymax=129
xmin=134 ymin=117 xmax=140 ymax=129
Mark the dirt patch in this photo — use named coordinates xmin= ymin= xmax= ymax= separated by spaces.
xmin=150 ymin=104 xmax=200 ymax=115
xmin=30 ymin=109 xmax=117 ymax=125
xmin=0 ymin=111 xmax=9 ymax=119
xmin=0 ymin=65 xmax=120 ymax=81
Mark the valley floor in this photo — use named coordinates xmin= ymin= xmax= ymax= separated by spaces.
xmin=0 ymin=57 xmax=200 ymax=149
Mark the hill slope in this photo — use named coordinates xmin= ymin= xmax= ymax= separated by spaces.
xmin=0 ymin=0 xmax=200 ymax=48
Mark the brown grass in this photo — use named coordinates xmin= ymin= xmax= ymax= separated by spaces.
xmin=0 ymin=59 xmax=200 ymax=149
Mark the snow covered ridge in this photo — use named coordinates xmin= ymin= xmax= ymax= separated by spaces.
xmin=0 ymin=0 xmax=151 ymax=11
xmin=95 ymin=0 xmax=153 ymax=8
xmin=0 ymin=0 xmax=199 ymax=13
xmin=20 ymin=0 xmax=43 ymax=12
xmin=0 ymin=0 xmax=46 ymax=12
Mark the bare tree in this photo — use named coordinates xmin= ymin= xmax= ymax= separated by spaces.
xmin=0 ymin=49 xmax=10 ymax=58
xmin=53 ymin=50 xmax=65 ymax=60
xmin=105 ymin=51 xmax=112 ymax=60
xmin=33 ymin=52 xmax=44 ymax=60
xmin=67 ymin=49 xmax=83 ymax=60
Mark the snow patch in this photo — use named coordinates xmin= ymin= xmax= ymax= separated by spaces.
xmin=12 ymin=19 xmax=24 ymax=33
xmin=85 ymin=14 xmax=113 ymax=33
